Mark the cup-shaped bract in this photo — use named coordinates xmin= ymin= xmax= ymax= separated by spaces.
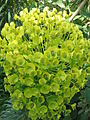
xmin=0 ymin=7 xmax=89 ymax=120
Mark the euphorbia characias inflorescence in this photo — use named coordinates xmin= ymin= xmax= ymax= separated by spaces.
xmin=0 ymin=7 xmax=90 ymax=120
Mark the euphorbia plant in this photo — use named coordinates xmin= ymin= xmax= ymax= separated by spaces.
xmin=0 ymin=7 xmax=89 ymax=120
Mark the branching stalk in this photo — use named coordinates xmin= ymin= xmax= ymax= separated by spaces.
xmin=69 ymin=0 xmax=88 ymax=22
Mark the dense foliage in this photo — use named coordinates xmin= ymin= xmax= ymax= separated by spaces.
xmin=41 ymin=0 xmax=90 ymax=39
xmin=0 ymin=0 xmax=90 ymax=39
xmin=0 ymin=7 xmax=89 ymax=120
xmin=0 ymin=0 xmax=39 ymax=32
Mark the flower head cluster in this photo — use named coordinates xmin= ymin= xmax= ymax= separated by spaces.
xmin=0 ymin=7 xmax=89 ymax=120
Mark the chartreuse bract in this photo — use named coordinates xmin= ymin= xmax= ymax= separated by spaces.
xmin=0 ymin=7 xmax=90 ymax=120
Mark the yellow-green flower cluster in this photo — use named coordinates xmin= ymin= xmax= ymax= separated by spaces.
xmin=0 ymin=7 xmax=89 ymax=120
